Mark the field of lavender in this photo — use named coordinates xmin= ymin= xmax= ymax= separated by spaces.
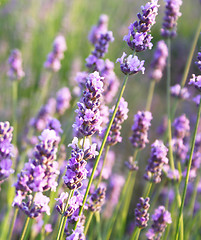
xmin=0 ymin=0 xmax=201 ymax=239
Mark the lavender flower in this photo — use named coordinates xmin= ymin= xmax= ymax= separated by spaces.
xmin=66 ymin=226 xmax=85 ymax=240
xmin=116 ymin=52 xmax=145 ymax=75
xmin=130 ymin=111 xmax=152 ymax=149
xmin=44 ymin=35 xmax=67 ymax=72
xmin=189 ymin=74 xmax=201 ymax=91
xmin=149 ymin=40 xmax=168 ymax=82
xmin=135 ymin=197 xmax=150 ymax=228
xmin=161 ymin=0 xmax=182 ymax=38
xmin=195 ymin=48 xmax=201 ymax=71
xmin=105 ymin=97 xmax=129 ymax=146
xmin=144 ymin=140 xmax=169 ymax=183
xmin=146 ymin=206 xmax=172 ymax=240
xmin=63 ymin=137 xmax=98 ymax=190
xmin=172 ymin=114 xmax=190 ymax=139
xmin=0 ymin=121 xmax=14 ymax=185
xmin=56 ymin=87 xmax=71 ymax=115
xmin=123 ymin=0 xmax=159 ymax=52
xmin=125 ymin=156 xmax=139 ymax=171
xmin=88 ymin=14 xmax=109 ymax=45
xmin=7 ymin=49 xmax=25 ymax=80
xmin=73 ymin=72 xmax=104 ymax=137
xmin=170 ymin=84 xmax=190 ymax=99
xmin=88 ymin=187 xmax=106 ymax=212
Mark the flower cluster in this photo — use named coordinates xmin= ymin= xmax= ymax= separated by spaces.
xmin=63 ymin=137 xmax=98 ymax=190
xmin=146 ymin=206 xmax=172 ymax=239
xmin=88 ymin=187 xmax=106 ymax=212
xmin=105 ymin=97 xmax=129 ymax=146
xmin=44 ymin=35 xmax=67 ymax=72
xmin=7 ymin=49 xmax=25 ymax=80
xmin=149 ymin=40 xmax=168 ymax=82
xmin=73 ymin=71 xmax=104 ymax=137
xmin=56 ymin=87 xmax=71 ymax=115
xmin=172 ymin=114 xmax=190 ymax=139
xmin=116 ymin=52 xmax=145 ymax=75
xmin=195 ymin=48 xmax=201 ymax=71
xmin=123 ymin=0 xmax=159 ymax=52
xmin=13 ymin=129 xmax=59 ymax=217
xmin=144 ymin=140 xmax=168 ymax=183
xmin=130 ymin=111 xmax=152 ymax=149
xmin=135 ymin=197 xmax=150 ymax=228
xmin=170 ymin=84 xmax=190 ymax=99
xmin=0 ymin=121 xmax=14 ymax=185
xmin=161 ymin=0 xmax=182 ymax=38
xmin=189 ymin=74 xmax=201 ymax=92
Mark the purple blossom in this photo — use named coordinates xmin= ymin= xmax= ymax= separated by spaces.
xmin=73 ymin=72 xmax=104 ymax=137
xmin=149 ymin=40 xmax=168 ymax=82
xmin=66 ymin=226 xmax=85 ymax=240
xmin=195 ymin=48 xmax=201 ymax=71
xmin=130 ymin=111 xmax=152 ymax=149
xmin=88 ymin=187 xmax=106 ymax=212
xmin=170 ymin=84 xmax=190 ymax=99
xmin=161 ymin=0 xmax=182 ymax=38
xmin=172 ymin=114 xmax=190 ymax=139
xmin=125 ymin=156 xmax=139 ymax=171
xmin=146 ymin=206 xmax=172 ymax=240
xmin=44 ymin=35 xmax=67 ymax=72
xmin=123 ymin=0 xmax=159 ymax=52
xmin=193 ymin=95 xmax=201 ymax=106
xmin=0 ymin=121 xmax=14 ymax=185
xmin=55 ymin=192 xmax=69 ymax=214
xmin=135 ymin=197 xmax=150 ymax=228
xmin=7 ymin=49 xmax=25 ymax=80
xmin=144 ymin=140 xmax=169 ymax=183
xmin=189 ymin=74 xmax=201 ymax=92
xmin=104 ymin=97 xmax=129 ymax=146
xmin=56 ymin=87 xmax=71 ymax=115
xmin=116 ymin=52 xmax=145 ymax=75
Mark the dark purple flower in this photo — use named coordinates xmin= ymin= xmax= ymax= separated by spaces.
xmin=144 ymin=140 xmax=169 ymax=183
xmin=125 ymin=156 xmax=139 ymax=171
xmin=0 ymin=121 xmax=14 ymax=185
xmin=149 ymin=40 xmax=168 ymax=82
xmin=88 ymin=187 xmax=106 ymax=212
xmin=7 ymin=49 xmax=25 ymax=80
xmin=44 ymin=35 xmax=67 ymax=72
xmin=56 ymin=87 xmax=71 ymax=115
xmin=146 ymin=206 xmax=172 ymax=240
xmin=130 ymin=111 xmax=152 ymax=149
xmin=195 ymin=48 xmax=201 ymax=71
xmin=135 ymin=197 xmax=150 ymax=228
xmin=170 ymin=84 xmax=190 ymax=99
xmin=116 ymin=52 xmax=145 ymax=75
xmin=123 ymin=0 xmax=159 ymax=52
xmin=161 ymin=0 xmax=182 ymax=38
xmin=189 ymin=74 xmax=201 ymax=92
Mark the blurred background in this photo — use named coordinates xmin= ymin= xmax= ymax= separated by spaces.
xmin=0 ymin=0 xmax=201 ymax=235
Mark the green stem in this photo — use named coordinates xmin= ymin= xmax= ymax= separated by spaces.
xmin=96 ymin=145 xmax=110 ymax=187
xmin=143 ymin=182 xmax=153 ymax=198
xmin=74 ymin=74 xmax=129 ymax=231
xmin=131 ymin=227 xmax=141 ymax=240
xmin=56 ymin=189 xmax=74 ymax=240
xmin=175 ymin=99 xmax=201 ymax=240
xmin=146 ymin=80 xmax=156 ymax=111
xmin=84 ymin=212 xmax=93 ymax=235
xmin=12 ymin=80 xmax=18 ymax=148
xmin=95 ymin=212 xmax=102 ymax=240
xmin=8 ymin=208 xmax=19 ymax=240
xmin=20 ymin=216 xmax=31 ymax=240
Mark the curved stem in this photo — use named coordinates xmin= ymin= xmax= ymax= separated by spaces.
xmin=175 ymin=99 xmax=201 ymax=240
xmin=73 ymin=74 xmax=129 ymax=231
xmin=84 ymin=212 xmax=93 ymax=235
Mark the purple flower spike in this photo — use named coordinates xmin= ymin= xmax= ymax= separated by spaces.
xmin=66 ymin=226 xmax=85 ymax=240
xmin=170 ymin=84 xmax=190 ymax=99
xmin=135 ymin=197 xmax=150 ymax=229
xmin=116 ymin=52 xmax=145 ymax=75
xmin=189 ymin=74 xmax=201 ymax=92
xmin=44 ymin=35 xmax=67 ymax=72
xmin=161 ymin=0 xmax=182 ymax=38
xmin=73 ymin=71 xmax=104 ymax=137
xmin=88 ymin=187 xmax=106 ymax=212
xmin=146 ymin=206 xmax=172 ymax=240
xmin=130 ymin=111 xmax=152 ymax=149
xmin=123 ymin=0 xmax=159 ymax=52
xmin=56 ymin=87 xmax=71 ymax=115
xmin=149 ymin=40 xmax=168 ymax=82
xmin=195 ymin=48 xmax=201 ymax=71
xmin=172 ymin=114 xmax=190 ymax=139
xmin=0 ymin=121 xmax=14 ymax=185
xmin=144 ymin=140 xmax=168 ymax=183
xmin=7 ymin=49 xmax=25 ymax=80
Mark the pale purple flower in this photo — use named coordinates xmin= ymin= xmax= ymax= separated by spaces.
xmin=172 ymin=114 xmax=190 ymax=139
xmin=116 ymin=52 xmax=145 ymax=75
xmin=189 ymin=74 xmax=201 ymax=92
xmin=7 ymin=49 xmax=25 ymax=80
xmin=66 ymin=226 xmax=85 ymax=240
xmin=135 ymin=197 xmax=150 ymax=228
xmin=161 ymin=0 xmax=182 ymax=38
xmin=56 ymin=87 xmax=71 ymax=115
xmin=193 ymin=95 xmax=201 ymax=106
xmin=170 ymin=84 xmax=190 ymax=99
xmin=195 ymin=48 xmax=201 ymax=71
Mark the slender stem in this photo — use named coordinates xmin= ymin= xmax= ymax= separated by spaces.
xmin=95 ymin=212 xmax=102 ymax=240
xmin=20 ymin=216 xmax=31 ymax=240
xmin=96 ymin=145 xmax=110 ymax=187
xmin=74 ymin=74 xmax=129 ymax=231
xmin=8 ymin=208 xmax=19 ymax=240
xmin=12 ymin=81 xmax=18 ymax=147
xmin=84 ymin=212 xmax=93 ymax=235
xmin=146 ymin=80 xmax=156 ymax=111
xmin=56 ymin=189 xmax=74 ymax=240
xmin=143 ymin=182 xmax=153 ymax=198
xmin=175 ymin=99 xmax=201 ymax=240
